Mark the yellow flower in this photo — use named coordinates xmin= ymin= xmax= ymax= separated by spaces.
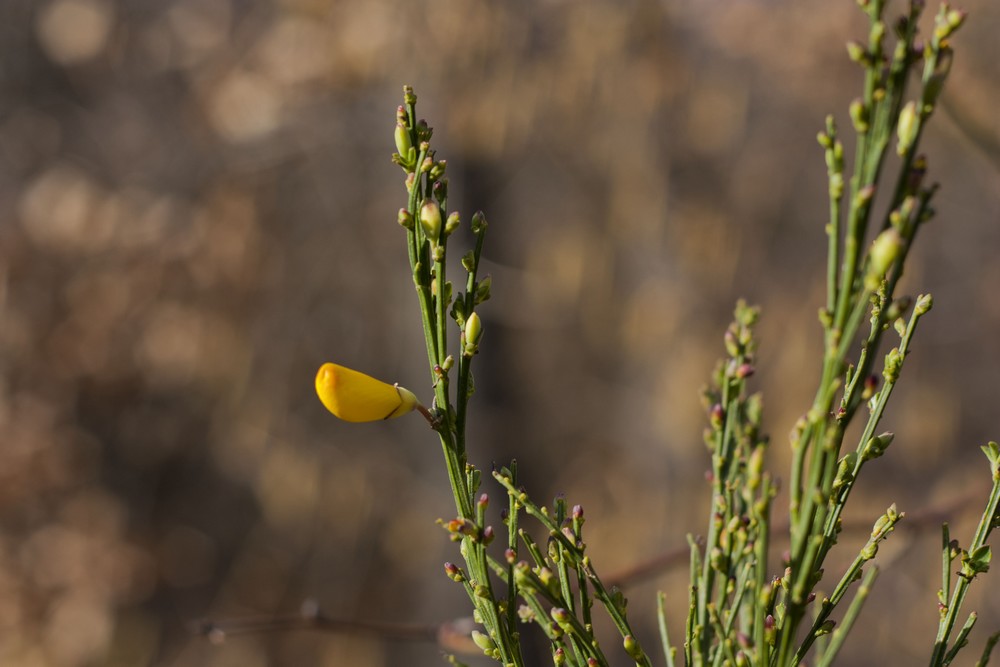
xmin=315 ymin=363 xmax=417 ymax=422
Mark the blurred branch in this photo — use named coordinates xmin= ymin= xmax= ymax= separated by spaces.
xmin=194 ymin=489 xmax=986 ymax=657
xmin=607 ymin=488 xmax=985 ymax=589
xmin=194 ymin=599 xmax=438 ymax=644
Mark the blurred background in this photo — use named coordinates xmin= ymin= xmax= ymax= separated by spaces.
xmin=1 ymin=0 xmax=999 ymax=665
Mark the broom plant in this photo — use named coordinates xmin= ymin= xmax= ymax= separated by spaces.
xmin=312 ymin=1 xmax=999 ymax=664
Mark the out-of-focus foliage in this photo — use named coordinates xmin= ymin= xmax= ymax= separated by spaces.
xmin=0 ymin=1 xmax=997 ymax=665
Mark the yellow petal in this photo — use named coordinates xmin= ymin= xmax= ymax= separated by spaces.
xmin=315 ymin=363 xmax=417 ymax=422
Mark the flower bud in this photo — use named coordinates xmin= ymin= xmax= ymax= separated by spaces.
xmin=883 ymin=347 xmax=902 ymax=383
xmin=832 ymin=452 xmax=857 ymax=490
xmin=846 ymin=41 xmax=868 ymax=65
xmin=464 ymin=312 xmax=483 ymax=356
xmin=849 ymin=98 xmax=869 ymax=133
xmin=394 ymin=122 xmax=412 ymax=157
xmin=444 ymin=562 xmax=463 ymax=582
xmin=915 ymin=293 xmax=933 ymax=315
xmin=862 ymin=432 xmax=894 ymax=461
xmin=444 ymin=211 xmax=461 ymax=236
xmin=315 ymin=363 xmax=417 ymax=422
xmin=896 ymin=101 xmax=919 ymax=156
xmin=624 ymin=635 xmax=645 ymax=661
xmin=865 ymin=228 xmax=903 ymax=290
xmin=420 ymin=201 xmax=442 ymax=242
xmin=429 ymin=159 xmax=447 ymax=181
xmin=397 ymin=208 xmax=414 ymax=230
xmin=550 ymin=607 xmax=571 ymax=627
xmin=470 ymin=210 xmax=488 ymax=234
xmin=471 ymin=630 xmax=496 ymax=654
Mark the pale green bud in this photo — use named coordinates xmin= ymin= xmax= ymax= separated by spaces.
xmin=624 ymin=635 xmax=645 ymax=661
xmin=849 ymin=98 xmax=869 ymax=133
xmin=397 ymin=208 xmax=414 ymax=230
xmin=420 ymin=201 xmax=442 ymax=242
xmin=832 ymin=452 xmax=857 ymax=490
xmin=470 ymin=210 xmax=487 ymax=234
xmin=464 ymin=312 xmax=483 ymax=356
xmin=846 ymin=41 xmax=868 ymax=65
xmin=394 ymin=122 xmax=412 ymax=157
xmin=862 ymin=432 xmax=894 ymax=461
xmin=896 ymin=101 xmax=919 ymax=156
xmin=883 ymin=347 xmax=902 ymax=384
xmin=865 ymin=228 xmax=903 ymax=290
xmin=471 ymin=630 xmax=496 ymax=654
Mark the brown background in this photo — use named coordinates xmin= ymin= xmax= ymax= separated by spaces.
xmin=1 ymin=0 xmax=999 ymax=665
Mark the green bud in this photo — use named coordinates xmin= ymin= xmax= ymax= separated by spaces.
xmin=445 ymin=211 xmax=461 ymax=236
xmin=420 ymin=201 xmax=442 ymax=242
xmin=846 ymin=41 xmax=868 ymax=65
xmin=862 ymin=432 xmax=894 ymax=461
xmin=871 ymin=513 xmax=891 ymax=539
xmin=748 ymin=445 xmax=766 ymax=490
xmin=896 ymin=101 xmax=920 ymax=157
xmin=869 ymin=18 xmax=884 ymax=43
xmin=832 ymin=452 xmax=857 ymax=490
xmin=893 ymin=317 xmax=906 ymax=337
xmin=397 ymin=208 xmax=414 ymax=230
xmin=402 ymin=85 xmax=416 ymax=106
xmin=915 ymin=293 xmax=933 ymax=315
xmin=962 ymin=545 xmax=992 ymax=578
xmin=849 ymin=98 xmax=869 ymax=134
xmin=471 ymin=630 xmax=496 ymax=654
xmin=538 ymin=567 xmax=559 ymax=597
xmin=624 ymin=635 xmax=645 ymax=661
xmin=394 ymin=122 xmax=412 ymax=157
xmin=934 ymin=8 xmax=965 ymax=41
xmin=513 ymin=561 xmax=533 ymax=590
xmin=429 ymin=159 xmax=447 ymax=181
xmin=815 ymin=620 xmax=836 ymax=636
xmin=710 ymin=546 xmax=728 ymax=572
xmin=883 ymin=347 xmax=902 ymax=383
xmin=464 ymin=312 xmax=483 ymax=356
xmin=855 ymin=184 xmax=876 ymax=209
xmin=470 ymin=210 xmax=488 ymax=234
xmin=865 ymin=228 xmax=904 ymax=290
xmin=829 ymin=172 xmax=844 ymax=199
